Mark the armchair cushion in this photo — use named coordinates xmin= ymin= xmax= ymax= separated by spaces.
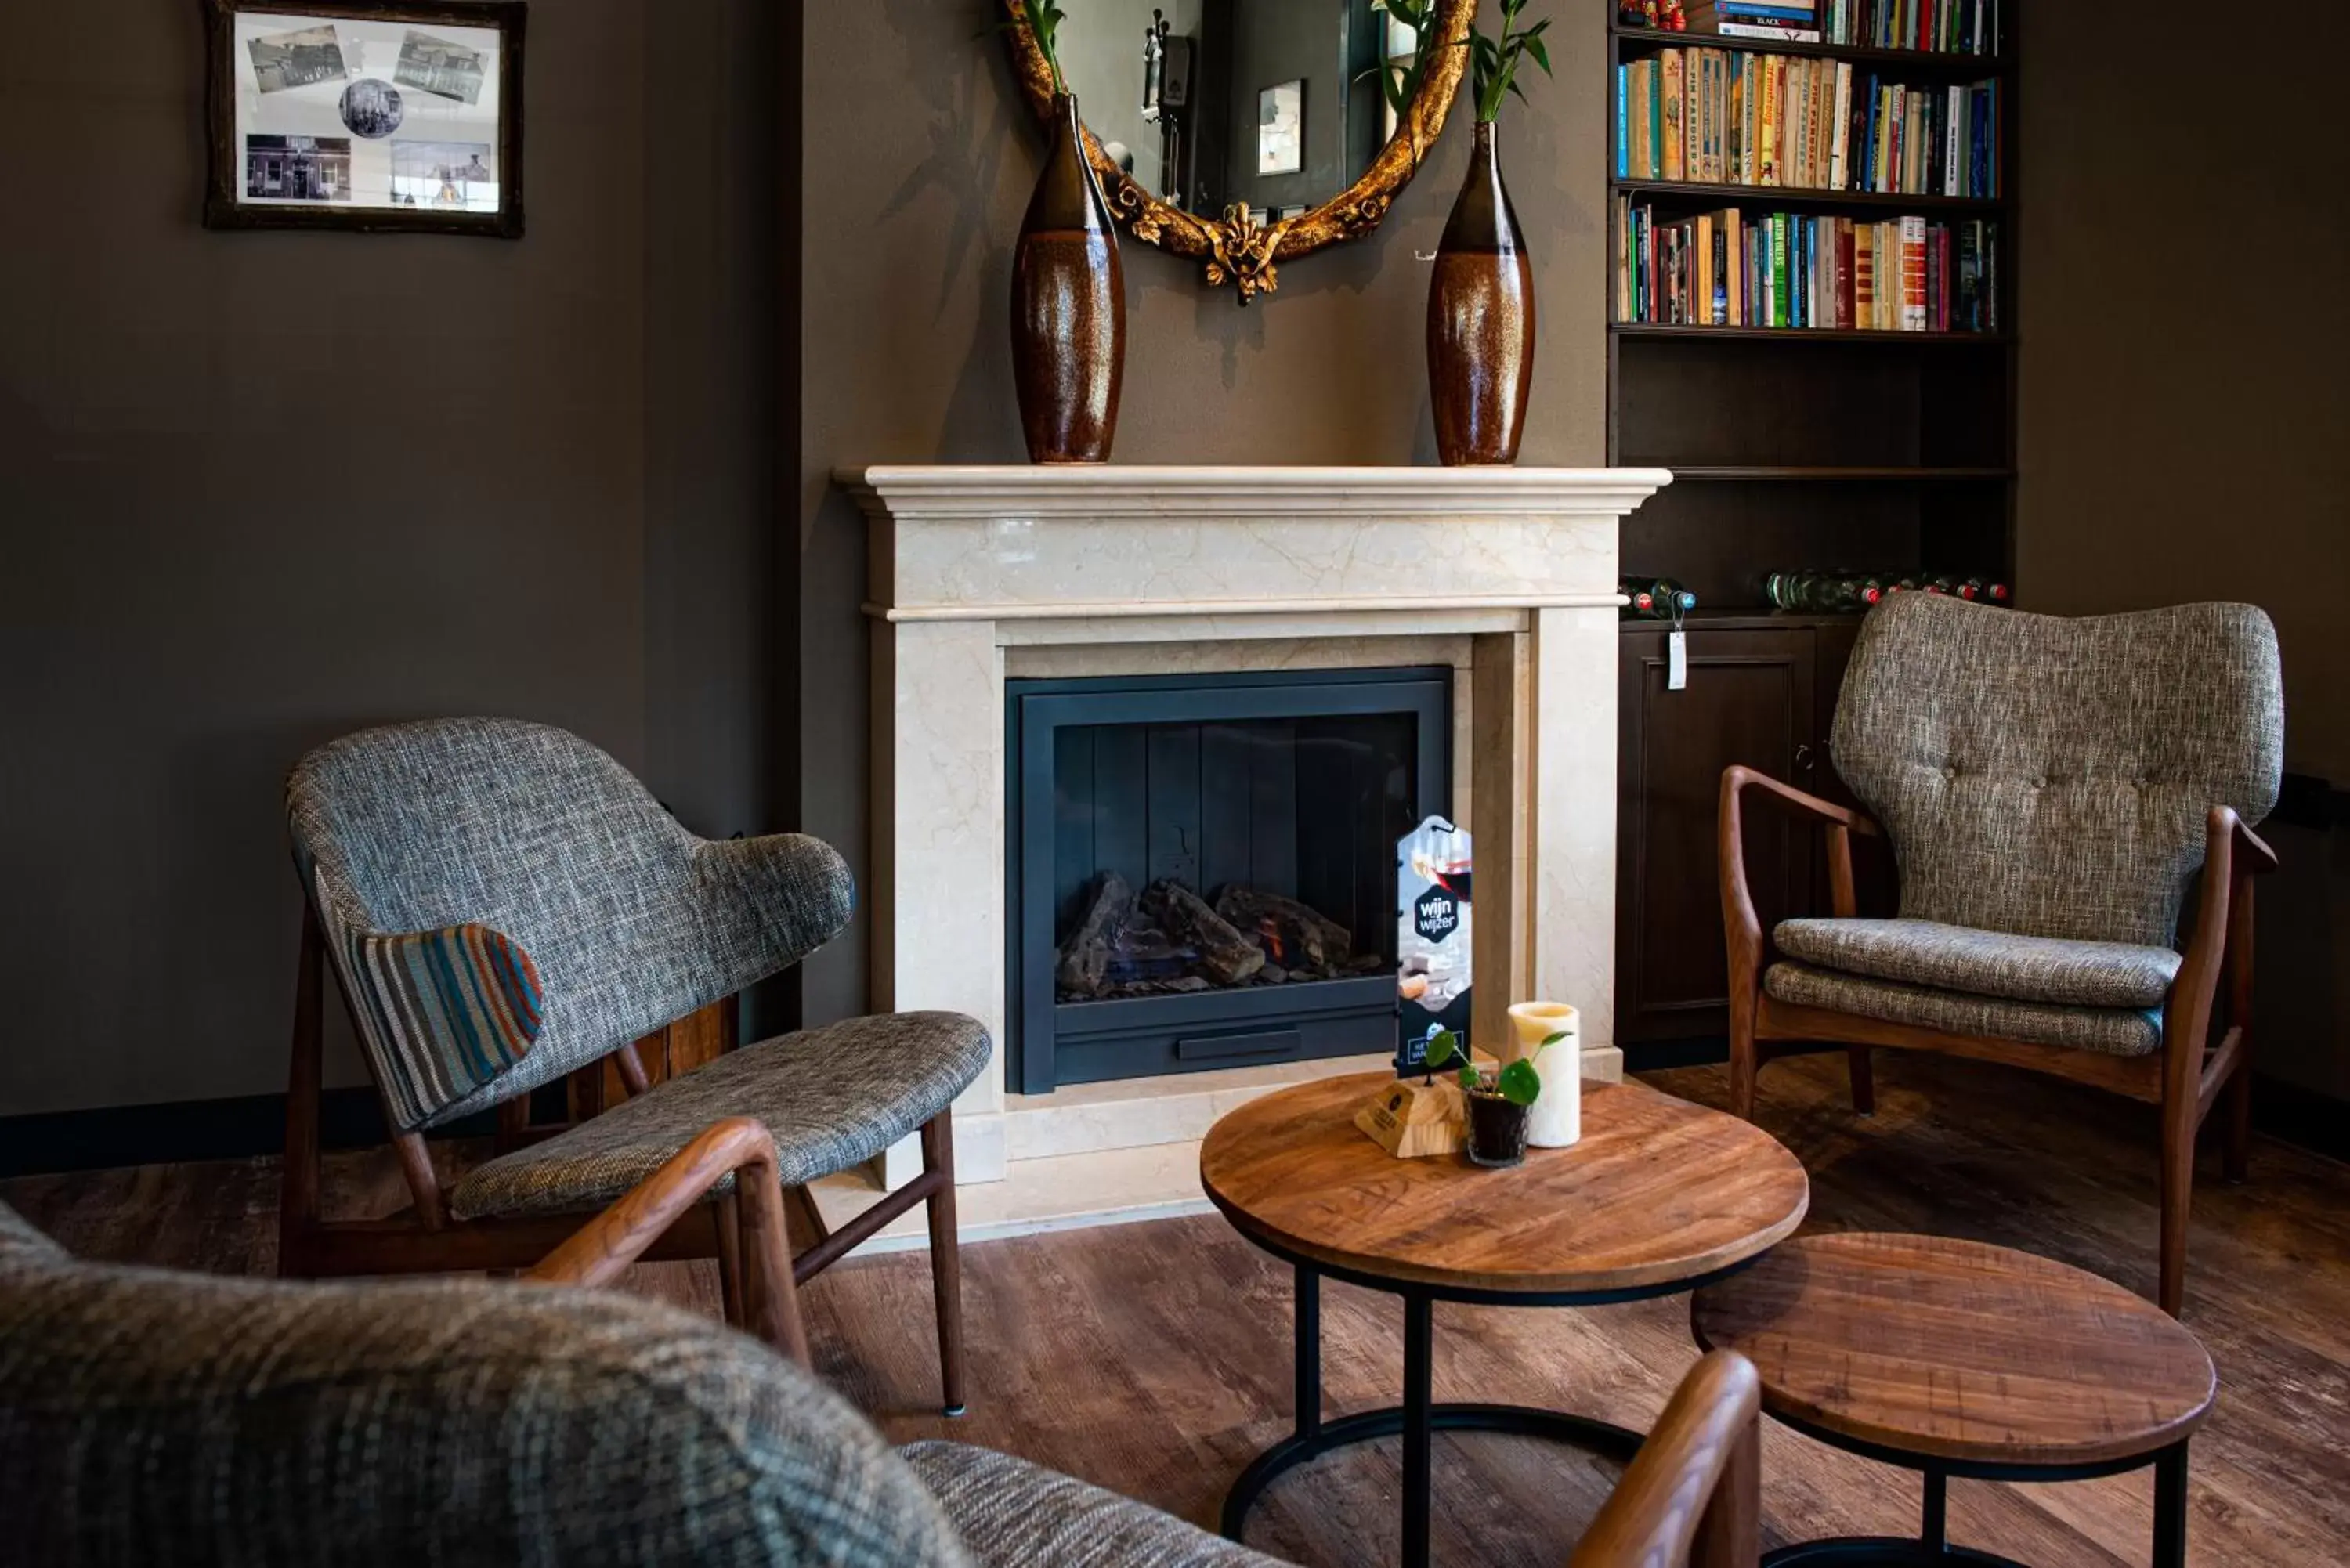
xmin=450 ymin=1011 xmax=991 ymax=1222
xmin=1775 ymin=918 xmax=2181 ymax=1010
xmin=0 ymin=1248 xmax=969 ymax=1566
xmin=902 ymin=1441 xmax=1291 ymax=1568
xmin=1766 ymin=961 xmax=2162 ymax=1057
xmin=289 ymin=719 xmax=858 ymax=1132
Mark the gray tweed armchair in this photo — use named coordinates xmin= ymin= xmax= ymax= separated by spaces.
xmin=1722 ymin=594 xmax=2283 ymax=1314
xmin=0 ymin=1192 xmax=1764 ymax=1567
xmin=281 ymin=717 xmax=989 ymax=1410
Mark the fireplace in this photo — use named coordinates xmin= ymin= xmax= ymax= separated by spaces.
xmin=1007 ymin=667 xmax=1451 ymax=1092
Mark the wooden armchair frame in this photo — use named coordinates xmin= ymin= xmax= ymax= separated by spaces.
xmin=527 ymin=1116 xmax=811 ymax=1365
xmin=1571 ymin=1351 xmax=1762 ymax=1567
xmin=1720 ymin=764 xmax=2276 ymax=1317
xmin=280 ymin=907 xmax=964 ymax=1403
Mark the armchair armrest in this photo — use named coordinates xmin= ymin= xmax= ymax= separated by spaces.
xmin=691 ymin=832 xmax=858 ymax=983
xmin=1569 ymin=1351 xmax=1762 ymax=1568
xmin=2233 ymin=816 xmax=2280 ymax=876
xmin=1719 ymin=766 xmax=1882 ymax=975
xmin=1721 ymin=765 xmax=1881 ymax=836
xmin=527 ymin=1116 xmax=809 ymax=1367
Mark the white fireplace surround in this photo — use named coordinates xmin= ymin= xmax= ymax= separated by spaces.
xmin=830 ymin=465 xmax=1670 ymax=1230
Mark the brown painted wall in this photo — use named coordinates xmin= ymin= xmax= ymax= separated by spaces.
xmin=794 ymin=2 xmax=1608 ymax=1026
xmin=0 ymin=0 xmax=780 ymax=1116
xmin=2016 ymin=2 xmax=2350 ymax=775
xmin=2016 ymin=0 xmax=2350 ymax=1097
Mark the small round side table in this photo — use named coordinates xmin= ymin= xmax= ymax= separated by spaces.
xmin=1202 ymin=1071 xmax=1810 ymax=1568
xmin=1692 ymin=1232 xmax=2218 ymax=1567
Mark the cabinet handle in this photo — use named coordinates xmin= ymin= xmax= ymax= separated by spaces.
xmin=1795 ymin=743 xmax=1817 ymax=772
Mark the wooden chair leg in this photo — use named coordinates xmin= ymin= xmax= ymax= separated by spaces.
xmin=2222 ymin=1056 xmax=2253 ymax=1184
xmin=1847 ymin=1047 xmax=1875 ymax=1116
xmin=2158 ymin=1094 xmax=2196 ymax=1318
xmin=714 ymin=1190 xmax=746 ymax=1328
xmin=921 ymin=1112 xmax=967 ymax=1418
xmin=736 ymin=1169 xmax=812 ymax=1367
xmin=1728 ymin=1010 xmax=1760 ymax=1122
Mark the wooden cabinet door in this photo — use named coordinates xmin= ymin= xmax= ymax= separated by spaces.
xmin=1617 ymin=627 xmax=1820 ymax=1044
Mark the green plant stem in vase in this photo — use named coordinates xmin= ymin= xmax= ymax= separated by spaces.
xmin=1424 ymin=1026 xmax=1564 ymax=1169
xmin=1427 ymin=0 xmax=1551 ymax=466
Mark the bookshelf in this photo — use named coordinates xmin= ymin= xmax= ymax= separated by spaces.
xmin=1606 ymin=9 xmax=2018 ymax=1055
xmin=1604 ymin=15 xmax=2018 ymax=609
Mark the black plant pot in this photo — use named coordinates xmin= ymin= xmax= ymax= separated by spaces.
xmin=1464 ymin=1090 xmax=1530 ymax=1169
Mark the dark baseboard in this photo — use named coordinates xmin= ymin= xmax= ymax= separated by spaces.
xmin=0 ymin=1091 xmax=494 ymax=1180
xmin=1624 ymin=1036 xmax=1730 ymax=1073
xmin=2250 ymin=1073 xmax=2350 ymax=1165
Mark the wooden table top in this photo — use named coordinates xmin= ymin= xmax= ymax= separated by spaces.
xmin=1693 ymin=1232 xmax=2217 ymax=1468
xmin=1197 ymin=1072 xmax=1809 ymax=1297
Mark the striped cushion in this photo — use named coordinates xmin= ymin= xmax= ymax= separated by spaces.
xmin=329 ymin=896 xmax=546 ymax=1113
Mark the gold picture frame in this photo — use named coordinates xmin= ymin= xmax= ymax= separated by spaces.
xmin=998 ymin=0 xmax=1477 ymax=303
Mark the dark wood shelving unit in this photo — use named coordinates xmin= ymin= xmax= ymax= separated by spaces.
xmin=1608 ymin=9 xmax=2019 ymax=1054
xmin=1612 ymin=23 xmax=2003 ymax=73
xmin=1613 ymin=176 xmax=2001 ymax=212
xmin=1611 ymin=321 xmax=2008 ymax=346
xmin=1658 ymin=464 xmax=2012 ymax=482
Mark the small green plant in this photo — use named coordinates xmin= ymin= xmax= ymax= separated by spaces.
xmin=996 ymin=0 xmax=1072 ymax=97
xmin=1469 ymin=0 xmax=1553 ymax=125
xmin=1422 ymin=1027 xmax=1562 ymax=1107
xmin=1365 ymin=0 xmax=1448 ymax=121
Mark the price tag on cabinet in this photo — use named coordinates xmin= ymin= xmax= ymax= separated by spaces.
xmin=1668 ymin=630 xmax=1687 ymax=692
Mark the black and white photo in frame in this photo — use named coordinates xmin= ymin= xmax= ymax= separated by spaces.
xmin=204 ymin=1 xmax=524 ymax=237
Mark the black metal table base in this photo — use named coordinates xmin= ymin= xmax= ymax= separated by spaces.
xmin=1221 ymin=1263 xmax=1676 ymax=1568
xmin=1759 ymin=1438 xmax=2191 ymax=1568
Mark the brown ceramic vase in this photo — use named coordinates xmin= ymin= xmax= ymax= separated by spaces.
xmin=1428 ymin=121 xmax=1535 ymax=466
xmin=1012 ymin=93 xmax=1126 ymax=464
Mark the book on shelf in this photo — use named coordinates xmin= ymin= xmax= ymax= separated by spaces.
xmin=1616 ymin=44 xmax=1998 ymax=198
xmin=1615 ymin=194 xmax=1999 ymax=334
xmin=1635 ymin=0 xmax=2001 ymax=57
xmin=1687 ymin=0 xmax=1824 ymax=42
xmin=1819 ymin=0 xmax=1998 ymax=54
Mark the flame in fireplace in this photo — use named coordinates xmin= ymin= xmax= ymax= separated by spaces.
xmin=1256 ymin=916 xmax=1285 ymax=964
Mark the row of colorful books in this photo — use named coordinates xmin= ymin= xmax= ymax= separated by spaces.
xmin=1818 ymin=0 xmax=1998 ymax=54
xmin=1614 ymin=198 xmax=2001 ymax=334
xmin=1671 ymin=1 xmax=1999 ymax=56
xmin=1616 ymin=47 xmax=2000 ymax=198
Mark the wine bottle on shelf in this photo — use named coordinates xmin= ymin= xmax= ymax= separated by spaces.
xmin=1766 ymin=569 xmax=1882 ymax=614
xmin=1959 ymin=577 xmax=2012 ymax=605
xmin=1619 ymin=576 xmax=1697 ymax=620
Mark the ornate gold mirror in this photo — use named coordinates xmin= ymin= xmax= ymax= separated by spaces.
xmin=1001 ymin=0 xmax=1477 ymax=302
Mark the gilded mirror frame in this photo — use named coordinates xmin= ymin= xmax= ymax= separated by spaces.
xmin=1000 ymin=0 xmax=1477 ymax=302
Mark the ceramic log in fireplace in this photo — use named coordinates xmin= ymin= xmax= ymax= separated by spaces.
xmin=1008 ymin=667 xmax=1450 ymax=1092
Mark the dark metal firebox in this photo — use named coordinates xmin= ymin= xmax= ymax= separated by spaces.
xmin=1007 ymin=667 xmax=1451 ymax=1093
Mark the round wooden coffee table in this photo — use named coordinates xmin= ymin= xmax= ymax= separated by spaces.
xmin=1692 ymin=1232 xmax=2218 ymax=1567
xmin=1201 ymin=1071 xmax=1809 ymax=1568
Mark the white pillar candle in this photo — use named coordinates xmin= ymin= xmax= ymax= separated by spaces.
xmin=1506 ymin=1001 xmax=1582 ymax=1148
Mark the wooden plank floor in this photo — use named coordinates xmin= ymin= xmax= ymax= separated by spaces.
xmin=7 ymin=1050 xmax=2348 ymax=1566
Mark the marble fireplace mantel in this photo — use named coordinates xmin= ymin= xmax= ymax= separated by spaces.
xmin=833 ymin=464 xmax=1670 ymax=1220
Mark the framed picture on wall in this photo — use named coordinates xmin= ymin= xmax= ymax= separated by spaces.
xmin=202 ymin=0 xmax=526 ymax=237
xmin=1257 ymin=80 xmax=1303 ymax=176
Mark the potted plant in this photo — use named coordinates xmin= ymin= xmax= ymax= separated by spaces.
xmin=1422 ymin=1024 xmax=1564 ymax=1169
xmin=1003 ymin=0 xmax=1125 ymax=464
xmin=1427 ymin=0 xmax=1551 ymax=465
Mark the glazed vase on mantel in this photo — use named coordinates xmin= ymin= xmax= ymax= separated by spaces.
xmin=1011 ymin=92 xmax=1126 ymax=464
xmin=1428 ymin=121 xmax=1535 ymax=466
